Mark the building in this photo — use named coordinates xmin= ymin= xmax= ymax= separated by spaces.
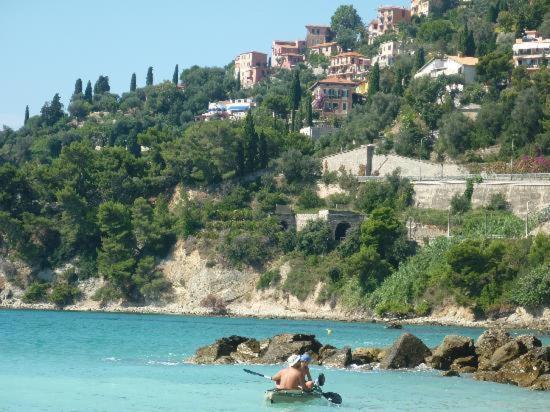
xmin=459 ymin=103 xmax=481 ymax=121
xmin=299 ymin=125 xmax=338 ymax=140
xmin=272 ymin=40 xmax=306 ymax=69
xmin=372 ymin=41 xmax=403 ymax=68
xmin=512 ymin=30 xmax=550 ymax=72
xmin=414 ymin=55 xmax=479 ymax=84
xmin=234 ymin=51 xmax=269 ymax=88
xmin=306 ymin=25 xmax=333 ymax=48
xmin=411 ymin=0 xmax=431 ymax=16
xmin=196 ymin=99 xmax=256 ymax=121
xmin=309 ymin=41 xmax=341 ymax=57
xmin=368 ymin=6 xmax=411 ymax=43
xmin=328 ymin=52 xmax=371 ymax=81
xmin=311 ymin=77 xmax=357 ymax=117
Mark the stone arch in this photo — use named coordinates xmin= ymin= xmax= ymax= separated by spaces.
xmin=280 ymin=220 xmax=289 ymax=231
xmin=334 ymin=222 xmax=351 ymax=242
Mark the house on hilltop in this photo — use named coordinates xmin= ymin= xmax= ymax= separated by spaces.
xmin=372 ymin=41 xmax=403 ymax=68
xmin=309 ymin=41 xmax=341 ymax=57
xmin=234 ymin=51 xmax=268 ymax=88
xmin=306 ymin=25 xmax=334 ymax=48
xmin=368 ymin=6 xmax=411 ymax=43
xmin=411 ymin=0 xmax=431 ymax=17
xmin=272 ymin=40 xmax=306 ymax=69
xmin=328 ymin=52 xmax=371 ymax=81
xmin=311 ymin=77 xmax=357 ymax=117
xmin=513 ymin=30 xmax=550 ymax=72
xmin=414 ymin=55 xmax=479 ymax=84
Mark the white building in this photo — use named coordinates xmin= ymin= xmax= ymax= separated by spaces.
xmin=414 ymin=55 xmax=479 ymax=84
xmin=197 ymin=99 xmax=256 ymax=121
xmin=373 ymin=41 xmax=403 ymax=68
xmin=411 ymin=0 xmax=431 ymax=17
xmin=513 ymin=30 xmax=550 ymax=72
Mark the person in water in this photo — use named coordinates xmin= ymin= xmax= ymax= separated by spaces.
xmin=271 ymin=355 xmax=314 ymax=391
xmin=299 ymin=353 xmax=313 ymax=383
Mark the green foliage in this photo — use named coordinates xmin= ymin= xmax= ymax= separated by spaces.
xmin=219 ymin=228 xmax=275 ymax=268
xmin=438 ymin=112 xmax=473 ymax=157
xmin=528 ymin=233 xmax=550 ymax=266
xmin=512 ymin=264 xmax=550 ymax=307
xmin=296 ymin=188 xmax=325 ymax=210
xmin=48 ymin=282 xmax=81 ymax=307
xmin=275 ymin=150 xmax=320 ymax=183
xmin=146 ymin=67 xmax=153 ymax=86
xmin=368 ymin=63 xmax=380 ymax=97
xmin=130 ymin=73 xmax=137 ymax=92
xmin=257 ymin=269 xmax=281 ymax=290
xmin=22 ymin=282 xmax=49 ymax=303
xmin=282 ymin=257 xmax=324 ymax=301
xmin=354 ymin=171 xmax=413 ymax=213
xmin=93 ymin=75 xmax=110 ymax=95
xmin=172 ymin=64 xmax=179 ymax=85
xmin=296 ymin=220 xmax=333 ymax=256
xmin=92 ymin=284 xmax=123 ymax=304
xmin=84 ymin=81 xmax=92 ymax=102
xmin=486 ymin=192 xmax=510 ymax=211
xmin=40 ymin=93 xmax=64 ymax=126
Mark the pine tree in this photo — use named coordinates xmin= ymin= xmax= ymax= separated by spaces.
xmin=41 ymin=93 xmax=64 ymax=126
xmin=236 ymin=140 xmax=245 ymax=177
xmin=84 ymin=81 xmax=93 ymax=102
xmin=258 ymin=132 xmax=268 ymax=169
xmin=146 ymin=67 xmax=153 ymax=86
xmin=130 ymin=73 xmax=137 ymax=92
xmin=172 ymin=64 xmax=179 ymax=85
xmin=243 ymin=112 xmax=258 ymax=172
xmin=368 ymin=63 xmax=380 ymax=97
xmin=414 ymin=47 xmax=425 ymax=72
xmin=74 ymin=78 xmax=83 ymax=95
xmin=24 ymin=105 xmax=29 ymax=125
xmin=305 ymin=94 xmax=313 ymax=127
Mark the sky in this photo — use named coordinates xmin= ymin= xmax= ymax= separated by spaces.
xmin=0 ymin=0 xmax=409 ymax=129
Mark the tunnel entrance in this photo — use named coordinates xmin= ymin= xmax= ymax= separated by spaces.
xmin=334 ymin=222 xmax=351 ymax=242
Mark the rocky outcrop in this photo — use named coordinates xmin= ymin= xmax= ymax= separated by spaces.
xmin=351 ymin=348 xmax=382 ymax=365
xmin=380 ymin=333 xmax=431 ymax=369
xmin=261 ymin=334 xmax=322 ymax=364
xmin=475 ymin=328 xmax=512 ymax=370
xmin=320 ymin=347 xmax=352 ymax=368
xmin=427 ymin=335 xmax=476 ymax=370
xmin=193 ymin=335 xmax=249 ymax=364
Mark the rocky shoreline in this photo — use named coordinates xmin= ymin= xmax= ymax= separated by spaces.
xmin=190 ymin=329 xmax=550 ymax=391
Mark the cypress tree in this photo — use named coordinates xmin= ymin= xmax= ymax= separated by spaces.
xmin=130 ymin=73 xmax=137 ymax=92
xmin=414 ymin=47 xmax=425 ymax=72
xmin=258 ymin=132 xmax=268 ymax=169
xmin=84 ymin=81 xmax=93 ymax=102
xmin=24 ymin=105 xmax=29 ymax=125
xmin=368 ymin=63 xmax=380 ymax=97
xmin=94 ymin=75 xmax=110 ymax=95
xmin=172 ymin=64 xmax=179 ymax=85
xmin=74 ymin=78 xmax=83 ymax=95
xmin=146 ymin=67 xmax=153 ymax=86
xmin=392 ymin=67 xmax=404 ymax=95
xmin=236 ymin=72 xmax=241 ymax=90
xmin=465 ymin=30 xmax=476 ymax=57
xmin=290 ymin=70 xmax=302 ymax=111
xmin=243 ymin=112 xmax=258 ymax=172
xmin=236 ymin=140 xmax=245 ymax=177
xmin=305 ymin=94 xmax=313 ymax=127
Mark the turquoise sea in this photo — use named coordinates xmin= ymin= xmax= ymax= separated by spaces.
xmin=0 ymin=310 xmax=549 ymax=411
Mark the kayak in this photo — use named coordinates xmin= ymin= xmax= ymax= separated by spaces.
xmin=264 ymin=388 xmax=323 ymax=404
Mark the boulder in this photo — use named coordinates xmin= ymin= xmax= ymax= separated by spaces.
xmin=488 ymin=340 xmax=527 ymax=371
xmin=450 ymin=356 xmax=478 ymax=373
xmin=385 ymin=322 xmax=402 ymax=329
xmin=475 ymin=328 xmax=511 ymax=364
xmin=441 ymin=370 xmax=460 ymax=377
xmin=321 ymin=347 xmax=352 ymax=368
xmin=427 ymin=335 xmax=475 ymax=370
xmin=193 ymin=335 xmax=249 ymax=364
xmin=260 ymin=334 xmax=322 ymax=364
xmin=351 ymin=348 xmax=381 ymax=365
xmin=380 ymin=333 xmax=431 ymax=369
xmin=231 ymin=339 xmax=264 ymax=363
xmin=515 ymin=335 xmax=542 ymax=351
xmin=531 ymin=374 xmax=550 ymax=391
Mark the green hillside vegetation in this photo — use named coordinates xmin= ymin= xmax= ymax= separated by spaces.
xmin=1 ymin=1 xmax=549 ymax=315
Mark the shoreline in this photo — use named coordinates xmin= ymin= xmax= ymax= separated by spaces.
xmin=2 ymin=302 xmax=549 ymax=333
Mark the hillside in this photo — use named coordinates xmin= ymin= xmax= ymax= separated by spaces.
xmin=0 ymin=1 xmax=549 ymax=324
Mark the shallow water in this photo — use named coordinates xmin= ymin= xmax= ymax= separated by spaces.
xmin=0 ymin=310 xmax=549 ymax=411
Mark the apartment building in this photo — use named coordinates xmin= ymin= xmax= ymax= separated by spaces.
xmin=411 ymin=0 xmax=431 ymax=17
xmin=372 ymin=41 xmax=403 ymax=68
xmin=328 ymin=52 xmax=371 ymax=81
xmin=513 ymin=30 xmax=550 ymax=72
xmin=306 ymin=25 xmax=334 ymax=48
xmin=309 ymin=41 xmax=341 ymax=57
xmin=234 ymin=51 xmax=269 ymax=88
xmin=368 ymin=6 xmax=411 ymax=43
xmin=414 ymin=55 xmax=479 ymax=84
xmin=272 ymin=40 xmax=306 ymax=69
xmin=311 ymin=77 xmax=357 ymax=117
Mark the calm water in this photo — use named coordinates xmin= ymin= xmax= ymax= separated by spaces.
xmin=0 ymin=310 xmax=549 ymax=411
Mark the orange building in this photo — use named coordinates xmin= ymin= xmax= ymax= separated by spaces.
xmin=311 ymin=77 xmax=357 ymax=117
xmin=328 ymin=52 xmax=371 ymax=81
xmin=234 ymin=51 xmax=269 ymax=88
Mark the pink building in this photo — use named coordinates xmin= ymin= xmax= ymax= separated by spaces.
xmin=311 ymin=77 xmax=357 ymax=117
xmin=368 ymin=6 xmax=411 ymax=43
xmin=234 ymin=51 xmax=269 ymax=88
xmin=328 ymin=52 xmax=371 ymax=81
xmin=272 ymin=40 xmax=306 ymax=69
xmin=411 ymin=0 xmax=431 ymax=16
xmin=306 ymin=25 xmax=333 ymax=48
xmin=309 ymin=41 xmax=341 ymax=57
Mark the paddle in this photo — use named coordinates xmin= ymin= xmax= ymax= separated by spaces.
xmin=242 ymin=369 xmax=342 ymax=405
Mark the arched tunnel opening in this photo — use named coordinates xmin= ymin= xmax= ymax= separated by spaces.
xmin=334 ymin=222 xmax=351 ymax=242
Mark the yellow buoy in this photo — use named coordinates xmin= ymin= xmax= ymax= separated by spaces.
xmin=326 ymin=328 xmax=333 ymax=335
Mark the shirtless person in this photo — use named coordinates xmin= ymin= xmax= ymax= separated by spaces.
xmin=271 ymin=355 xmax=314 ymax=391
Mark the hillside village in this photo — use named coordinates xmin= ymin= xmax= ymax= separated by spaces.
xmin=0 ymin=0 xmax=549 ymax=331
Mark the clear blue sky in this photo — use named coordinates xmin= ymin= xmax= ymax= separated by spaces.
xmin=0 ymin=0 xmax=409 ymax=129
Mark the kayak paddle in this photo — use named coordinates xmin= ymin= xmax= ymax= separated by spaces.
xmin=242 ymin=368 xmax=342 ymax=405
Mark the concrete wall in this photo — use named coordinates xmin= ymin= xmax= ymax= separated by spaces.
xmin=413 ymin=180 xmax=550 ymax=215
xmin=321 ymin=146 xmax=467 ymax=177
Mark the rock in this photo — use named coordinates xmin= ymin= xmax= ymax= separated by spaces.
xmin=456 ymin=366 xmax=477 ymax=373
xmin=193 ymin=335 xmax=249 ymax=364
xmin=351 ymin=348 xmax=381 ymax=365
xmin=475 ymin=328 xmax=511 ymax=364
xmin=231 ymin=339 xmax=263 ymax=363
xmin=261 ymin=334 xmax=322 ymax=364
xmin=427 ymin=335 xmax=476 ymax=370
xmin=441 ymin=370 xmax=460 ymax=377
xmin=450 ymin=356 xmax=478 ymax=372
xmin=488 ymin=340 xmax=527 ymax=371
xmin=531 ymin=374 xmax=550 ymax=391
xmin=385 ymin=322 xmax=402 ymax=329
xmin=321 ymin=347 xmax=352 ymax=368
xmin=380 ymin=333 xmax=431 ymax=369
xmin=515 ymin=335 xmax=542 ymax=351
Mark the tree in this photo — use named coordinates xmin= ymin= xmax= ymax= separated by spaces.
xmin=235 ymin=140 xmax=245 ymax=177
xmin=368 ymin=63 xmax=380 ymax=97
xmin=392 ymin=67 xmax=404 ymax=95
xmin=290 ymin=70 xmax=302 ymax=131
xmin=438 ymin=112 xmax=472 ymax=157
xmin=275 ymin=149 xmax=321 ymax=183
xmin=84 ymin=81 xmax=93 ymax=102
xmin=304 ymin=94 xmax=313 ymax=127
xmin=243 ymin=112 xmax=258 ymax=172
xmin=460 ymin=23 xmax=476 ymax=57
xmin=477 ymin=50 xmax=513 ymax=92
xmin=172 ymin=64 xmax=179 ymax=85
xmin=146 ymin=66 xmax=153 ymax=86
xmin=94 ymin=75 xmax=110 ymax=94
xmin=74 ymin=78 xmax=83 ymax=96
xmin=258 ymin=132 xmax=268 ymax=169
xmin=130 ymin=73 xmax=137 ymax=92
xmin=331 ymin=5 xmax=363 ymax=50
xmin=24 ymin=105 xmax=29 ymax=125
xmin=414 ymin=47 xmax=426 ymax=73
xmin=296 ymin=220 xmax=334 ymax=255
xmin=40 ymin=93 xmax=64 ymax=126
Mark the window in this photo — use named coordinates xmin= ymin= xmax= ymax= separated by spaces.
xmin=342 ymin=90 xmax=348 ymax=97
xmin=342 ymin=102 xmax=347 ymax=111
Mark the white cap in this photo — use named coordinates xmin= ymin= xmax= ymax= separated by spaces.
xmin=287 ymin=354 xmax=301 ymax=367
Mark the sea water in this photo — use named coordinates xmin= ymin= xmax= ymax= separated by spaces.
xmin=0 ymin=310 xmax=549 ymax=411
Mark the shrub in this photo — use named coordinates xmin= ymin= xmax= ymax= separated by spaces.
xmin=528 ymin=233 xmax=550 ymax=266
xmin=512 ymin=264 xmax=550 ymax=307
xmin=49 ymin=283 xmax=81 ymax=307
xmin=140 ymin=278 xmax=172 ymax=301
xmin=486 ymin=193 xmax=510 ymax=211
xmin=283 ymin=259 xmax=321 ymax=301
xmin=257 ymin=269 xmax=281 ymax=290
xmin=450 ymin=193 xmax=471 ymax=214
xmin=296 ymin=189 xmax=325 ymax=210
xmin=325 ymin=193 xmax=352 ymax=209
xmin=200 ymin=294 xmax=227 ymax=315
xmin=22 ymin=282 xmax=49 ymax=303
xmin=92 ymin=284 xmax=123 ymax=305
xmin=296 ymin=220 xmax=334 ymax=255
xmin=220 ymin=231 xmax=272 ymax=267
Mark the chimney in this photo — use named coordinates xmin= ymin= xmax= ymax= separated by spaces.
xmin=366 ymin=144 xmax=375 ymax=176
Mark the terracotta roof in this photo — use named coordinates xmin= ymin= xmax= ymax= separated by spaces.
xmin=310 ymin=42 xmax=338 ymax=49
xmin=448 ymin=55 xmax=479 ymax=66
xmin=333 ymin=51 xmax=367 ymax=58
xmin=315 ymin=77 xmax=358 ymax=86
xmin=306 ymin=24 xmax=331 ymax=29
